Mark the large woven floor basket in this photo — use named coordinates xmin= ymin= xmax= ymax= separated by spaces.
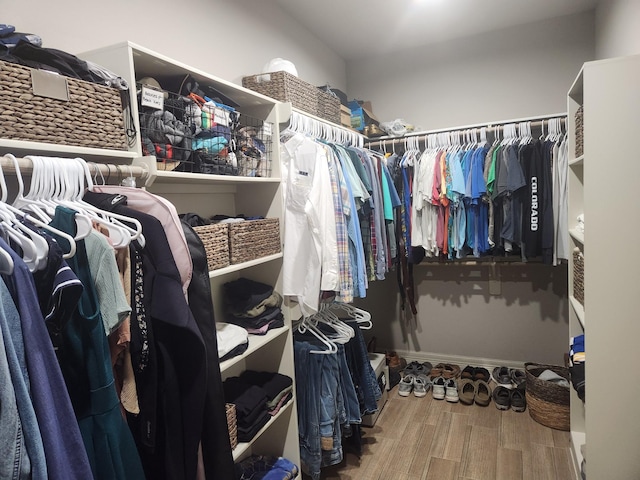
xmin=525 ymin=362 xmax=571 ymax=431
xmin=0 ymin=60 xmax=127 ymax=150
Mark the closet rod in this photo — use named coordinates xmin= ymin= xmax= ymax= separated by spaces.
xmin=366 ymin=112 xmax=567 ymax=147
xmin=0 ymin=156 xmax=149 ymax=183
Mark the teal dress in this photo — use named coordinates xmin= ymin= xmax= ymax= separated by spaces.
xmin=51 ymin=206 xmax=145 ymax=480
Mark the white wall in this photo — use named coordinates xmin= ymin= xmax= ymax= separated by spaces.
xmin=595 ymin=0 xmax=640 ymax=59
xmin=1 ymin=0 xmax=346 ymax=90
xmin=347 ymin=11 xmax=595 ymax=130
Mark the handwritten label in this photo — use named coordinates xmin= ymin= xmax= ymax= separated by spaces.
xmin=141 ymin=85 xmax=164 ymax=110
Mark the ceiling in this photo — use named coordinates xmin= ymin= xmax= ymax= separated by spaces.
xmin=275 ymin=0 xmax=599 ymax=61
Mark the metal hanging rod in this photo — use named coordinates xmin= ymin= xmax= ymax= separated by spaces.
xmin=366 ymin=112 xmax=567 ymax=147
xmin=0 ymin=155 xmax=149 ymax=183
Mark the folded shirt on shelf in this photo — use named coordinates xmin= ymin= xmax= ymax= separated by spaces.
xmin=217 ymin=322 xmax=249 ymax=360
xmin=224 ymin=278 xmax=274 ymax=314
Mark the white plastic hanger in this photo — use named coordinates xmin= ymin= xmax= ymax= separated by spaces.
xmin=2 ymin=154 xmax=77 ymax=260
xmin=327 ymin=302 xmax=373 ymax=330
xmin=296 ymin=317 xmax=338 ymax=354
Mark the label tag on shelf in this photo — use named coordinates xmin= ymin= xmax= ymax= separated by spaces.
xmin=261 ymin=123 xmax=272 ymax=137
xmin=141 ymin=86 xmax=164 ymax=110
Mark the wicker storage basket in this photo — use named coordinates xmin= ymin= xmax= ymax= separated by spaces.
xmin=575 ymin=106 xmax=584 ymax=157
xmin=317 ymin=89 xmax=341 ymax=124
xmin=242 ymin=71 xmax=318 ymax=118
xmin=193 ymin=224 xmax=230 ymax=271
xmin=228 ymin=218 xmax=281 ymax=265
xmin=225 ymin=403 xmax=238 ymax=450
xmin=573 ymin=248 xmax=584 ymax=306
xmin=525 ymin=362 xmax=571 ymax=431
xmin=0 ymin=60 xmax=127 ymax=150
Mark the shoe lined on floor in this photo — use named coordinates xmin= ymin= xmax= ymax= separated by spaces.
xmin=386 ymin=351 xmax=407 ymax=371
xmin=458 ymin=378 xmax=476 ymax=405
xmin=461 ymin=365 xmax=475 ymax=380
xmin=474 ymin=367 xmax=491 ymax=383
xmin=413 ymin=374 xmax=431 ymax=398
xmin=432 ymin=363 xmax=460 ymax=379
xmin=445 ymin=378 xmax=459 ymax=403
xmin=474 ymin=380 xmax=492 ymax=407
xmin=405 ymin=361 xmax=429 ymax=377
xmin=432 ymin=376 xmax=446 ymax=400
xmin=492 ymin=366 xmax=513 ymax=389
xmin=398 ymin=374 xmax=415 ymax=397
xmin=421 ymin=361 xmax=433 ymax=375
xmin=510 ymin=368 xmax=526 ymax=387
xmin=492 ymin=385 xmax=511 ymax=410
xmin=510 ymin=384 xmax=526 ymax=412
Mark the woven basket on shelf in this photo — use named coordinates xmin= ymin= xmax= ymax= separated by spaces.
xmin=193 ymin=224 xmax=230 ymax=271
xmin=573 ymin=248 xmax=584 ymax=306
xmin=225 ymin=403 xmax=238 ymax=450
xmin=317 ymin=89 xmax=341 ymax=124
xmin=242 ymin=71 xmax=318 ymax=118
xmin=228 ymin=218 xmax=281 ymax=265
xmin=525 ymin=362 xmax=571 ymax=431
xmin=575 ymin=106 xmax=584 ymax=157
xmin=0 ymin=60 xmax=127 ymax=150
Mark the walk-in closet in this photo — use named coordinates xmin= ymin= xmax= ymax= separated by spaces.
xmin=1 ymin=1 xmax=639 ymax=479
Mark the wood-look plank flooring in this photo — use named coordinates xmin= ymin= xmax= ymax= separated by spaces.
xmin=311 ymin=384 xmax=576 ymax=480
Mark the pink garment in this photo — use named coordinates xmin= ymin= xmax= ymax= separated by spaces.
xmin=93 ymin=185 xmax=192 ymax=299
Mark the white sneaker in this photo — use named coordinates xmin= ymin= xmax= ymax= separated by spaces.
xmin=398 ymin=374 xmax=415 ymax=397
xmin=432 ymin=376 xmax=446 ymax=400
xmin=445 ymin=378 xmax=459 ymax=403
xmin=413 ymin=374 xmax=431 ymax=398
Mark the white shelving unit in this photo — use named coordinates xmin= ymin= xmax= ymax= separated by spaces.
xmin=567 ymin=54 xmax=640 ymax=479
xmin=79 ymin=41 xmax=300 ymax=468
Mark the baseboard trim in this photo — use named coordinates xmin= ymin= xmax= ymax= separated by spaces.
xmin=391 ymin=349 xmax=527 ymax=372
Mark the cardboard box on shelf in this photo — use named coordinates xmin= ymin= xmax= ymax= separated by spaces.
xmin=340 ymin=105 xmax=351 ymax=128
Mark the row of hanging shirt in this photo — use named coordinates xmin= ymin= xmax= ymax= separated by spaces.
xmin=0 ymin=154 xmax=235 ymax=480
xmin=281 ymin=112 xmax=401 ymax=316
xmin=383 ymin=118 xmax=569 ymax=265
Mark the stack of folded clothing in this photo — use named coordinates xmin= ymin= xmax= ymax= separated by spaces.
xmin=223 ymin=371 xmax=293 ymax=443
xmin=240 ymin=370 xmax=294 ymax=417
xmin=216 ymin=322 xmax=249 ymax=362
xmin=223 ymin=278 xmax=284 ymax=335
xmin=569 ymin=334 xmax=585 ymax=402
xmin=234 ymin=454 xmax=299 ymax=480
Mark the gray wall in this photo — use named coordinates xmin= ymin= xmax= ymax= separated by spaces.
xmin=595 ymin=0 xmax=640 ymax=59
xmin=346 ymin=11 xmax=595 ymax=130
xmin=1 ymin=0 xmax=347 ymax=90
xmin=355 ymin=266 xmax=569 ymax=366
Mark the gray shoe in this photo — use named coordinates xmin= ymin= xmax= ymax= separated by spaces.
xmin=413 ymin=374 xmax=431 ymax=398
xmin=398 ymin=374 xmax=415 ymax=397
